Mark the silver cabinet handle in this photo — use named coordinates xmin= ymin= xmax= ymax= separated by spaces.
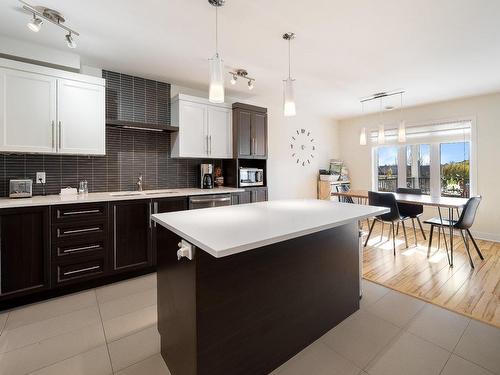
xmin=62 ymin=244 xmax=101 ymax=254
xmin=63 ymin=209 xmax=100 ymax=216
xmin=62 ymin=227 xmax=101 ymax=235
xmin=58 ymin=121 xmax=62 ymax=150
xmin=153 ymin=202 xmax=158 ymax=227
xmin=190 ymin=197 xmax=231 ymax=203
xmin=149 ymin=202 xmax=152 ymax=228
xmin=209 ymin=135 xmax=212 ymax=155
xmin=63 ymin=265 xmax=100 ymax=276
xmin=206 ymin=135 xmax=210 ymax=156
xmin=51 ymin=121 xmax=55 ymax=150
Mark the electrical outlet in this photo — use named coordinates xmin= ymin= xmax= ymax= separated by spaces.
xmin=36 ymin=172 xmax=46 ymax=184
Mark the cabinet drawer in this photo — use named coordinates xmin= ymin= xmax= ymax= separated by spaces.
xmin=52 ymin=203 xmax=108 ymax=223
xmin=55 ymin=258 xmax=105 ymax=284
xmin=52 ymin=221 xmax=106 ymax=242
xmin=53 ymin=239 xmax=106 ymax=259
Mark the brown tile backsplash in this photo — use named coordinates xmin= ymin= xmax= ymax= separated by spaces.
xmin=0 ymin=127 xmax=221 ymax=197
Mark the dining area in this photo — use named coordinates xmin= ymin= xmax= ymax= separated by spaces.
xmin=331 ymin=186 xmax=498 ymax=328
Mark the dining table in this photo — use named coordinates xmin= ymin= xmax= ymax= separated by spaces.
xmin=331 ymin=189 xmax=469 ymax=267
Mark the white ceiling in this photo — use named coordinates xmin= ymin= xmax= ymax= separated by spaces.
xmin=1 ymin=0 xmax=500 ymax=119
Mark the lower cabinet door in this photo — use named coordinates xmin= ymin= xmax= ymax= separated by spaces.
xmin=110 ymin=200 xmax=153 ymax=272
xmin=55 ymin=257 xmax=105 ymax=285
xmin=232 ymin=191 xmax=252 ymax=205
xmin=0 ymin=206 xmax=50 ymax=298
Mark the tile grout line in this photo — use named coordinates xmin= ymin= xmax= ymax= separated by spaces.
xmin=0 ymin=312 xmax=10 ymax=336
xmin=111 ymin=353 xmax=162 ymax=375
xmin=438 ymin=318 xmax=471 ymax=375
xmin=95 ymin=288 xmax=115 ymax=374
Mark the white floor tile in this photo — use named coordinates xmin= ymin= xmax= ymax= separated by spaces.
xmin=103 ymin=305 xmax=157 ymax=343
xmin=454 ymin=320 xmax=500 ymax=374
xmin=108 ymin=326 xmax=161 ymax=372
xmin=0 ymin=312 xmax=8 ymax=334
xmin=366 ymin=332 xmax=450 ymax=375
xmin=27 ymin=345 xmax=112 ymax=375
xmin=406 ymin=304 xmax=470 ymax=351
xmin=115 ymin=353 xmax=170 ymax=375
xmin=367 ymin=290 xmax=425 ymax=327
xmin=272 ymin=340 xmax=360 ymax=375
xmin=441 ymin=354 xmax=495 ymax=375
xmin=5 ymin=291 xmax=97 ymax=330
xmin=0 ymin=306 xmax=101 ymax=353
xmin=98 ymin=288 xmax=156 ymax=321
xmin=0 ymin=323 xmax=105 ymax=375
xmin=321 ymin=309 xmax=401 ymax=369
xmin=95 ymin=274 xmax=156 ymax=304
xmin=360 ymin=280 xmax=390 ymax=309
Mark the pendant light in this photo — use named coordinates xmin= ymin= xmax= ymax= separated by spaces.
xmin=398 ymin=92 xmax=406 ymax=142
xmin=378 ymin=97 xmax=385 ymax=144
xmin=283 ymin=32 xmax=296 ymax=117
xmin=359 ymin=101 xmax=367 ymax=145
xmin=208 ymin=0 xmax=225 ymax=103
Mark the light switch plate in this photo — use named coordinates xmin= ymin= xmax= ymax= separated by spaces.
xmin=36 ymin=172 xmax=46 ymax=184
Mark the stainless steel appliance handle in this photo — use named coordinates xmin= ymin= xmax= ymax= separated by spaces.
xmin=63 ymin=265 xmax=100 ymax=276
xmin=190 ymin=197 xmax=231 ymax=203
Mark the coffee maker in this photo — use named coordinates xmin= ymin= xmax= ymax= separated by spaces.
xmin=200 ymin=164 xmax=214 ymax=189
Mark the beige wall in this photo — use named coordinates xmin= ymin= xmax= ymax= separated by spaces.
xmin=338 ymin=93 xmax=500 ymax=241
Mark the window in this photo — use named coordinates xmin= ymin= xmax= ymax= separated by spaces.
xmin=372 ymin=120 xmax=474 ymax=197
xmin=406 ymin=144 xmax=430 ymax=194
xmin=377 ymin=146 xmax=398 ymax=192
xmin=440 ymin=142 xmax=470 ymax=198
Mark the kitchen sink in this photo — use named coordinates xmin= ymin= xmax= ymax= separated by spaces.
xmin=109 ymin=191 xmax=144 ymax=197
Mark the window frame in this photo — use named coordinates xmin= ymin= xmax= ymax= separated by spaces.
xmin=371 ymin=117 xmax=477 ymax=197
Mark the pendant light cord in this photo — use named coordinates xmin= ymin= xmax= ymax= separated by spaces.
xmin=215 ymin=6 xmax=219 ymax=56
xmin=288 ymin=38 xmax=291 ymax=78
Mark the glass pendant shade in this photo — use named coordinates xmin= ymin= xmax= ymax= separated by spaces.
xmin=378 ymin=124 xmax=385 ymax=144
xmin=398 ymin=120 xmax=406 ymax=142
xmin=283 ymin=78 xmax=296 ymax=117
xmin=359 ymin=127 xmax=367 ymax=145
xmin=209 ymin=53 xmax=225 ymax=103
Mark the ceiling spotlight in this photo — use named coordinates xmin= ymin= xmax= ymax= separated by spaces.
xmin=65 ymin=32 xmax=76 ymax=48
xmin=27 ymin=13 xmax=42 ymax=32
xmin=248 ymin=80 xmax=254 ymax=90
xmin=228 ymin=69 xmax=256 ymax=90
xmin=230 ymin=75 xmax=237 ymax=85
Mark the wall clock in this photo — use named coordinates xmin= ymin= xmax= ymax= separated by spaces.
xmin=290 ymin=128 xmax=316 ymax=166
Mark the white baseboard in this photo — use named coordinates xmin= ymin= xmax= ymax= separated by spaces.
xmin=469 ymin=230 xmax=500 ymax=243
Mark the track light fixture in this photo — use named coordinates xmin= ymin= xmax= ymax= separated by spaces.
xmin=19 ymin=1 xmax=80 ymax=48
xmin=27 ymin=13 xmax=42 ymax=32
xmin=228 ymin=69 xmax=255 ymax=90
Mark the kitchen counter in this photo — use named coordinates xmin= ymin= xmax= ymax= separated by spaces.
xmin=152 ymin=199 xmax=387 ymax=257
xmin=0 ymin=187 xmax=243 ymax=209
xmin=153 ymin=199 xmax=389 ymax=375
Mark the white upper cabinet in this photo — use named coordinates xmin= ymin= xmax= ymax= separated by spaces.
xmin=0 ymin=58 xmax=105 ymax=155
xmin=171 ymin=94 xmax=232 ymax=158
xmin=0 ymin=68 xmax=57 ymax=153
xmin=57 ymin=79 xmax=105 ymax=155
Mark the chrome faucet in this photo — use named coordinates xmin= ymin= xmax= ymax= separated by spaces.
xmin=137 ymin=174 xmax=143 ymax=191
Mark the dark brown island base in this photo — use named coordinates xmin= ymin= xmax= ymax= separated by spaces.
xmin=152 ymin=199 xmax=388 ymax=375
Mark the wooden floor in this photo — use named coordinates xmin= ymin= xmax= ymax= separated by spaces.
xmin=362 ymin=220 xmax=500 ymax=328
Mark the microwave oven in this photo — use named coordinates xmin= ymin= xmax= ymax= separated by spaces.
xmin=239 ymin=168 xmax=264 ymax=187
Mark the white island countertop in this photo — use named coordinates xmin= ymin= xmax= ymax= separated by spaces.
xmin=151 ymin=199 xmax=389 ymax=258
xmin=0 ymin=187 xmax=243 ymax=209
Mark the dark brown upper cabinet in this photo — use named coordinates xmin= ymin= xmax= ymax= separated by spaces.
xmin=0 ymin=206 xmax=50 ymax=299
xmin=233 ymin=103 xmax=268 ymax=159
xmin=103 ymin=70 xmax=177 ymax=131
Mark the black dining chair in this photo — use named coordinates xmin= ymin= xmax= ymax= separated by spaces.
xmin=396 ymin=187 xmax=427 ymax=243
xmin=336 ymin=185 xmax=370 ymax=229
xmin=364 ymin=191 xmax=410 ymax=255
xmin=424 ymin=196 xmax=484 ymax=268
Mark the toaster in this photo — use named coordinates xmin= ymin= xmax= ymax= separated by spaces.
xmin=9 ymin=179 xmax=33 ymax=198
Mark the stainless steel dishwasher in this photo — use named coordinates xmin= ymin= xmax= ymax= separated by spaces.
xmin=188 ymin=194 xmax=232 ymax=210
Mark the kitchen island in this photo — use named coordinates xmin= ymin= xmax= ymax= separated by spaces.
xmin=152 ymin=199 xmax=388 ymax=375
